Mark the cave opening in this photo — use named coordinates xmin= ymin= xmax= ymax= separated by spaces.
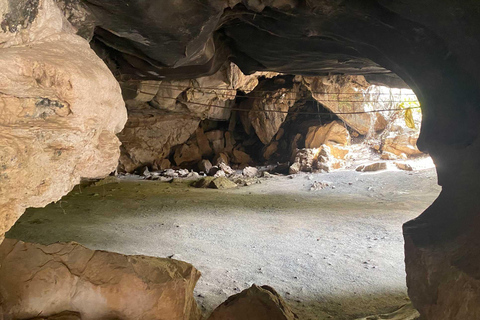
xmin=5 ymin=66 xmax=439 ymax=319
xmin=3 ymin=0 xmax=480 ymax=319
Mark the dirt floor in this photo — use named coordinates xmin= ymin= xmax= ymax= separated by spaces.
xmin=7 ymin=158 xmax=440 ymax=320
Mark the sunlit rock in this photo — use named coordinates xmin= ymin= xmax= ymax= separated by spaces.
xmin=0 ymin=0 xmax=127 ymax=243
xmin=0 ymin=239 xmax=202 ymax=320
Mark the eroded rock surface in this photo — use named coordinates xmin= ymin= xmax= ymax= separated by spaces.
xmin=0 ymin=239 xmax=201 ymax=320
xmin=0 ymin=0 xmax=126 ymax=243
xmin=207 ymin=284 xmax=297 ymax=320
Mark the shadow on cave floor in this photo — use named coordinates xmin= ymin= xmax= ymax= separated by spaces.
xmin=7 ymin=168 xmax=440 ymax=319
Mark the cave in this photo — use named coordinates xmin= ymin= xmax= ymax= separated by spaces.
xmin=1 ymin=0 xmax=480 ymax=319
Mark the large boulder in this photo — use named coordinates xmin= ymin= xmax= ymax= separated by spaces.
xmin=240 ymin=84 xmax=299 ymax=145
xmin=305 ymin=121 xmax=351 ymax=148
xmin=207 ymin=284 xmax=297 ymax=320
xmin=0 ymin=0 xmax=127 ymax=243
xmin=382 ymin=133 xmax=423 ymax=157
xmin=0 ymin=239 xmax=202 ymax=320
xmin=118 ymin=113 xmax=200 ymax=172
xmin=303 ymin=75 xmax=387 ymax=135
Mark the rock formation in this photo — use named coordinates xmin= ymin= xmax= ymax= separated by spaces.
xmin=3 ymin=0 xmax=480 ymax=318
xmin=303 ymin=76 xmax=387 ymax=135
xmin=0 ymin=239 xmax=201 ymax=320
xmin=0 ymin=0 xmax=126 ymax=243
xmin=207 ymin=284 xmax=297 ymax=320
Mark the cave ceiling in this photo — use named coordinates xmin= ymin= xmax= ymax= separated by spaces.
xmin=79 ymin=0 xmax=430 ymax=83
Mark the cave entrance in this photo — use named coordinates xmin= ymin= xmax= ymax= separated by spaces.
xmin=5 ymin=71 xmax=439 ymax=319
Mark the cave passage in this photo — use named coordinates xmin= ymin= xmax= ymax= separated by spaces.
xmin=7 ymin=166 xmax=439 ymax=319
xmin=6 ymin=73 xmax=439 ymax=318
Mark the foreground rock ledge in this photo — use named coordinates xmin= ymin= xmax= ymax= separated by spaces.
xmin=0 ymin=0 xmax=127 ymax=243
xmin=0 ymin=239 xmax=202 ymax=320
xmin=207 ymin=284 xmax=298 ymax=320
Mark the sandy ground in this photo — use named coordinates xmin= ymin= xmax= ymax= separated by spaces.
xmin=7 ymin=160 xmax=440 ymax=320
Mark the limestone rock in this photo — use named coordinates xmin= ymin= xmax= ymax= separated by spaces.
xmin=219 ymin=163 xmax=235 ymax=175
xmin=232 ymin=149 xmax=253 ymax=165
xmin=243 ymin=166 xmax=259 ymax=177
xmin=210 ymin=177 xmax=237 ymax=189
xmin=289 ymin=162 xmax=301 ymax=174
xmin=155 ymin=159 xmax=172 ymax=170
xmin=289 ymin=148 xmax=320 ymax=173
xmin=207 ymin=284 xmax=297 ymax=320
xmin=214 ymin=153 xmax=230 ymax=166
xmin=240 ymin=86 xmax=299 ymax=144
xmin=263 ymin=141 xmax=279 ymax=160
xmin=380 ymin=151 xmax=399 ymax=160
xmin=382 ymin=133 xmax=423 ymax=157
xmin=194 ymin=177 xmax=237 ymax=189
xmin=148 ymin=63 xmax=260 ymax=121
xmin=118 ymin=113 xmax=200 ymax=172
xmin=317 ymin=144 xmax=346 ymax=171
xmin=196 ymin=127 xmax=214 ymax=157
xmin=305 ymin=121 xmax=350 ymax=148
xmin=174 ymin=143 xmax=202 ymax=166
xmin=303 ymin=75 xmax=387 ymax=135
xmin=356 ymin=162 xmax=387 ymax=172
xmin=0 ymin=239 xmax=201 ymax=320
xmin=198 ymin=159 xmax=213 ymax=174
xmin=0 ymin=0 xmax=127 ymax=243
xmin=395 ymin=162 xmax=413 ymax=171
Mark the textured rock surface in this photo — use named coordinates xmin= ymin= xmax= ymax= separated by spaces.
xmin=0 ymin=0 xmax=126 ymax=243
xmin=118 ymin=112 xmax=200 ymax=172
xmin=207 ymin=284 xmax=297 ymax=320
xmin=302 ymin=76 xmax=387 ymax=135
xmin=240 ymin=83 xmax=299 ymax=145
xmin=0 ymin=239 xmax=202 ymax=320
xmin=305 ymin=121 xmax=350 ymax=148
xmin=383 ymin=133 xmax=423 ymax=157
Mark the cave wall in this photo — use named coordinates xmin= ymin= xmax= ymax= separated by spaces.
xmin=0 ymin=0 xmax=127 ymax=242
xmin=2 ymin=0 xmax=480 ymax=318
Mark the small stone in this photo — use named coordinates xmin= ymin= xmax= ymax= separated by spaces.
xmin=243 ymin=166 xmax=259 ymax=177
xmin=395 ymin=162 xmax=413 ymax=171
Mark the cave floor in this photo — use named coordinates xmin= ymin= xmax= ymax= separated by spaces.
xmin=7 ymin=165 xmax=440 ymax=320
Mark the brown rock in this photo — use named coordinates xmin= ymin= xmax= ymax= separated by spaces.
xmin=290 ymin=148 xmax=320 ymax=173
xmin=209 ymin=177 xmax=237 ymax=189
xmin=240 ymin=86 xmax=299 ymax=144
xmin=232 ymin=149 xmax=253 ymax=165
xmin=305 ymin=121 xmax=350 ymax=148
xmin=155 ymin=159 xmax=172 ymax=170
xmin=198 ymin=159 xmax=213 ymax=173
xmin=118 ymin=113 xmax=200 ymax=172
xmin=193 ymin=176 xmax=216 ymax=188
xmin=207 ymin=284 xmax=297 ymax=320
xmin=303 ymin=75 xmax=387 ymax=135
xmin=325 ymin=143 xmax=350 ymax=160
xmin=214 ymin=153 xmax=230 ymax=166
xmin=174 ymin=143 xmax=202 ymax=166
xmin=356 ymin=162 xmax=387 ymax=172
xmin=0 ymin=0 xmax=127 ymax=243
xmin=263 ymin=141 xmax=279 ymax=160
xmin=395 ymin=162 xmax=413 ymax=171
xmin=196 ymin=127 xmax=214 ymax=157
xmin=383 ymin=133 xmax=423 ymax=157
xmin=0 ymin=239 xmax=201 ymax=320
